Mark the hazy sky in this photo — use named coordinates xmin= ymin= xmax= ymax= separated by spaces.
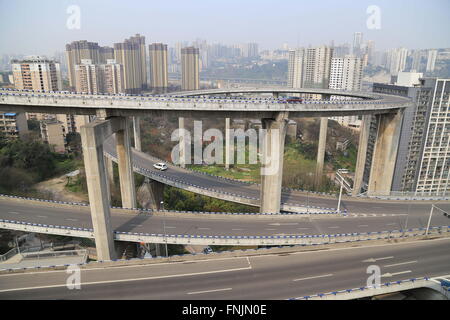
xmin=1 ymin=0 xmax=449 ymax=56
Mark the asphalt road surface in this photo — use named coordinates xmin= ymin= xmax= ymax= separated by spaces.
xmin=1 ymin=198 xmax=449 ymax=237
xmin=0 ymin=238 xmax=449 ymax=299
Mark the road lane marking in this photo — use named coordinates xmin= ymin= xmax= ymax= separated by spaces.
xmin=198 ymin=228 xmax=210 ymax=230
xmin=268 ymin=223 xmax=299 ymax=226
xmin=382 ymin=270 xmax=412 ymax=278
xmin=297 ymin=227 xmax=309 ymax=230
xmin=187 ymin=288 xmax=232 ymax=295
xmin=66 ymin=218 xmax=78 ymax=222
xmin=165 ymin=226 xmax=176 ymax=229
xmin=0 ymin=256 xmax=253 ymax=277
xmin=8 ymin=212 xmax=20 ymax=215
xmin=265 ymin=228 xmax=277 ymax=231
xmin=358 ymin=225 xmax=369 ymax=227
xmin=362 ymin=256 xmax=394 ymax=263
xmin=36 ymin=215 xmax=47 ymax=218
xmin=232 ymin=228 xmax=244 ymax=231
xmin=384 ymin=261 xmax=417 ymax=268
xmin=130 ymin=224 xmax=143 ymax=227
xmin=328 ymin=226 xmax=340 ymax=229
xmin=386 ymin=223 xmax=396 ymax=226
xmin=0 ymin=265 xmax=252 ymax=293
xmin=293 ymin=274 xmax=333 ymax=282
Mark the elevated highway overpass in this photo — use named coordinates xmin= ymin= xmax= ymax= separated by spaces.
xmin=0 ymin=195 xmax=449 ymax=247
xmin=0 ymin=88 xmax=418 ymax=260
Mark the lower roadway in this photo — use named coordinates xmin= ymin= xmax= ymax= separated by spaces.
xmin=104 ymin=137 xmax=448 ymax=214
xmin=0 ymin=238 xmax=449 ymax=299
xmin=0 ymin=198 xmax=449 ymax=238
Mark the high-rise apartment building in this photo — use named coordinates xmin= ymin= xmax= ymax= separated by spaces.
xmin=411 ymin=50 xmax=423 ymax=72
xmin=75 ymin=59 xmax=124 ymax=94
xmin=65 ymin=41 xmax=113 ymax=89
xmin=99 ymin=46 xmax=114 ymax=63
xmin=149 ymin=43 xmax=168 ymax=93
xmin=114 ymin=34 xmax=147 ymax=93
xmin=386 ymin=47 xmax=408 ymax=75
xmin=372 ymin=78 xmax=450 ymax=194
xmin=366 ymin=40 xmax=375 ymax=65
xmin=426 ymin=49 xmax=438 ymax=72
xmin=11 ymin=56 xmax=62 ymax=91
xmin=287 ymin=48 xmax=305 ymax=88
xmin=101 ymin=60 xmax=124 ymax=94
xmin=329 ymin=56 xmax=363 ymax=91
xmin=247 ymin=43 xmax=259 ymax=58
xmin=329 ymin=56 xmax=363 ymax=128
xmin=352 ymin=32 xmax=363 ymax=57
xmin=74 ymin=59 xmax=101 ymax=94
xmin=181 ymin=47 xmax=200 ymax=91
xmin=288 ymin=46 xmax=333 ymax=89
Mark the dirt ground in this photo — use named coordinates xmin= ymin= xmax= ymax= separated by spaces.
xmin=34 ymin=175 xmax=88 ymax=204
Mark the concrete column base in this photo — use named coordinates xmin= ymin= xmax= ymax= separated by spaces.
xmin=137 ymin=178 xmax=165 ymax=210
xmin=368 ymin=110 xmax=404 ymax=195
xmin=133 ymin=116 xmax=142 ymax=152
xmin=80 ymin=118 xmax=125 ymax=261
xmin=116 ymin=117 xmax=137 ymax=209
xmin=225 ymin=117 xmax=231 ymax=170
xmin=314 ymin=117 xmax=328 ymax=188
xmin=179 ymin=117 xmax=186 ymax=168
xmin=353 ymin=115 xmax=371 ymax=196
xmin=260 ymin=112 xmax=289 ymax=213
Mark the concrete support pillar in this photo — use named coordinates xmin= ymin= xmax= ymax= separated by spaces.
xmin=225 ymin=117 xmax=232 ymax=170
xmin=352 ymin=115 xmax=371 ymax=196
xmin=368 ymin=110 xmax=404 ymax=196
xmin=116 ymin=117 xmax=137 ymax=209
xmin=179 ymin=117 xmax=186 ymax=168
xmin=133 ymin=116 xmax=141 ymax=152
xmin=80 ymin=120 xmax=118 ymax=261
xmin=104 ymin=155 xmax=114 ymax=202
xmin=260 ymin=112 xmax=289 ymax=213
xmin=273 ymin=92 xmax=279 ymax=99
xmin=314 ymin=117 xmax=328 ymax=188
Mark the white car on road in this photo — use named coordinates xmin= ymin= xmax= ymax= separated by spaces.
xmin=153 ymin=162 xmax=168 ymax=171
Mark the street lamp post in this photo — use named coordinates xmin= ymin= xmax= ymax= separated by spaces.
xmin=15 ymin=236 xmax=20 ymax=255
xmin=337 ymin=180 xmax=343 ymax=214
xmin=336 ymin=171 xmax=344 ymax=215
xmin=161 ymin=201 xmax=168 ymax=257
xmin=425 ymin=204 xmax=434 ymax=236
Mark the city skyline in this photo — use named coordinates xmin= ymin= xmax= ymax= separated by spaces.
xmin=1 ymin=0 xmax=450 ymax=56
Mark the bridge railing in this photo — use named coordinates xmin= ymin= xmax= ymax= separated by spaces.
xmin=291 ymin=277 xmax=431 ymax=300
xmin=1 ymin=216 xmax=448 ymax=247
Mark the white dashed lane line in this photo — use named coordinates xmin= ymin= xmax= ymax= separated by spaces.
xmin=384 ymin=261 xmax=418 ymax=268
xmin=293 ymin=274 xmax=334 ymax=282
xmin=187 ymin=288 xmax=232 ymax=295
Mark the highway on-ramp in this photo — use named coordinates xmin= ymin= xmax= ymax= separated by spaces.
xmin=105 ymin=137 xmax=449 ymax=215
